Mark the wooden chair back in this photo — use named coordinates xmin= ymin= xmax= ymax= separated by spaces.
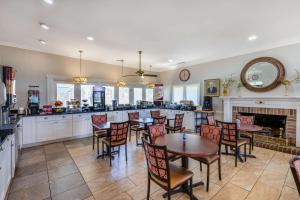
xmin=289 ymin=156 xmax=300 ymax=195
xmin=216 ymin=120 xmax=238 ymax=143
xmin=150 ymin=110 xmax=161 ymax=118
xmin=238 ymin=115 xmax=254 ymax=125
xmin=128 ymin=112 xmax=139 ymax=126
xmin=110 ymin=121 xmax=129 ymax=143
xmin=207 ymin=115 xmax=215 ymax=126
xmin=148 ymin=124 xmax=165 ymax=143
xmin=153 ymin=116 xmax=166 ymax=125
xmin=200 ymin=124 xmax=222 ymax=154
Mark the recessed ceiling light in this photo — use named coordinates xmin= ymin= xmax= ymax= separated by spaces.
xmin=87 ymin=36 xmax=94 ymax=41
xmin=39 ymin=40 xmax=46 ymax=45
xmin=40 ymin=23 xmax=49 ymax=30
xmin=248 ymin=35 xmax=257 ymax=41
xmin=43 ymin=0 xmax=53 ymax=5
xmin=168 ymin=59 xmax=173 ymax=63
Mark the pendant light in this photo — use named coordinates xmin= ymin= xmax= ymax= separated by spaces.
xmin=73 ymin=50 xmax=87 ymax=84
xmin=114 ymin=59 xmax=127 ymax=87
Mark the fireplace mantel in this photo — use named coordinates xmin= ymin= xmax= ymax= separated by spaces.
xmin=220 ymin=96 xmax=300 ymax=147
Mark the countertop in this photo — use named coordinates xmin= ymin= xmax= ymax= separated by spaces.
xmin=0 ymin=118 xmax=20 ymax=146
xmin=21 ymin=107 xmax=198 ymax=117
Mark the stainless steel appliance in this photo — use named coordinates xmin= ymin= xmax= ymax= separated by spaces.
xmin=27 ymin=85 xmax=40 ymax=115
xmin=93 ymin=86 xmax=105 ymax=111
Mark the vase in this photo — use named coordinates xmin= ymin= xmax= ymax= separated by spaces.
xmin=223 ymin=87 xmax=229 ymax=96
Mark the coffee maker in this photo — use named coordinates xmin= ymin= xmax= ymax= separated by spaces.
xmin=27 ymin=86 xmax=40 ymax=115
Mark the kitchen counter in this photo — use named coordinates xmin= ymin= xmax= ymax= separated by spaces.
xmin=0 ymin=118 xmax=20 ymax=146
xmin=21 ymin=107 xmax=197 ymax=117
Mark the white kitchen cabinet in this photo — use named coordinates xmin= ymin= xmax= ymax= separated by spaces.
xmin=0 ymin=136 xmax=12 ymax=200
xmin=73 ymin=113 xmax=92 ymax=137
xmin=36 ymin=120 xmax=56 ymax=142
xmin=22 ymin=116 xmax=37 ymax=145
xmin=122 ymin=110 xmax=129 ymax=121
xmin=114 ymin=111 xmax=123 ymax=122
xmin=55 ymin=115 xmax=73 ymax=139
xmin=11 ymin=135 xmax=16 ymax=178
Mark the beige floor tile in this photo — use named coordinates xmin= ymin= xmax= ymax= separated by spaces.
xmin=52 ymin=184 xmax=92 ymax=200
xmin=279 ymin=186 xmax=299 ymax=200
xmin=246 ymin=181 xmax=281 ymax=200
xmin=230 ymin=167 xmax=262 ymax=191
xmin=8 ymin=181 xmax=50 ymax=200
xmin=87 ymin=173 xmax=116 ymax=193
xmin=50 ymin=172 xmax=86 ymax=195
xmin=211 ymin=183 xmax=248 ymax=200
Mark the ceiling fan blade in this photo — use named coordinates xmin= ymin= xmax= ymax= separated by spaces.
xmin=143 ymin=74 xmax=158 ymax=77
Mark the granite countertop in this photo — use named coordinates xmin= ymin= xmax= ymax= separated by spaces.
xmin=0 ymin=118 xmax=20 ymax=146
xmin=20 ymin=107 xmax=197 ymax=117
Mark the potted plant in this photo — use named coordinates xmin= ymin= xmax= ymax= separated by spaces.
xmin=222 ymin=74 xmax=236 ymax=96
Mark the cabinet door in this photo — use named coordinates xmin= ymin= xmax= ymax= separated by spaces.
xmin=122 ymin=111 xmax=129 ymax=121
xmin=107 ymin=112 xmax=115 ymax=121
xmin=0 ymin=136 xmax=12 ymax=200
xmin=36 ymin=121 xmax=56 ymax=142
xmin=114 ymin=111 xmax=123 ymax=122
xmin=56 ymin=115 xmax=73 ymax=139
xmin=11 ymin=135 xmax=16 ymax=177
xmin=22 ymin=117 xmax=37 ymax=145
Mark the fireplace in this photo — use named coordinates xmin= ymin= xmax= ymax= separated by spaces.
xmin=239 ymin=113 xmax=287 ymax=138
xmin=232 ymin=106 xmax=296 ymax=146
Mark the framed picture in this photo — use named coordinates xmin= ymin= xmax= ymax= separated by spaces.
xmin=204 ymin=79 xmax=220 ymax=97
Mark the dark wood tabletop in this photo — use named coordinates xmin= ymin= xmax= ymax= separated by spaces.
xmin=239 ymin=124 xmax=263 ymax=132
xmin=154 ymin=133 xmax=219 ymax=158
xmin=92 ymin=122 xmax=111 ymax=130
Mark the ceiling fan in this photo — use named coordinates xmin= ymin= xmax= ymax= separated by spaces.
xmin=123 ymin=51 xmax=158 ymax=78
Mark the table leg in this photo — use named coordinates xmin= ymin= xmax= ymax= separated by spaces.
xmin=221 ymin=146 xmax=256 ymax=162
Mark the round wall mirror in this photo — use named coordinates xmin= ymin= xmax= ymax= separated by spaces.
xmin=240 ymin=57 xmax=285 ymax=92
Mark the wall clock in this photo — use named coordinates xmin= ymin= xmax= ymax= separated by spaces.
xmin=179 ymin=69 xmax=190 ymax=81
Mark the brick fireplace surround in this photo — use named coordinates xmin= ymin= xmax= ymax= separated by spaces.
xmin=221 ymin=97 xmax=300 ymax=153
xmin=232 ymin=106 xmax=296 ymax=146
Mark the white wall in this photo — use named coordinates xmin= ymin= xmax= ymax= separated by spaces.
xmin=158 ymin=43 xmax=300 ymax=119
xmin=0 ymin=45 xmax=158 ymax=107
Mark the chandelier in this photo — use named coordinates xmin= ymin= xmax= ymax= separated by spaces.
xmin=114 ymin=59 xmax=127 ymax=87
xmin=73 ymin=50 xmax=87 ymax=84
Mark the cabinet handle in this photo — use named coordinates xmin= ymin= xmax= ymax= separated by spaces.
xmin=44 ymin=117 xmax=48 ymax=120
xmin=0 ymin=146 xmax=4 ymax=151
xmin=62 ymin=116 xmax=66 ymax=118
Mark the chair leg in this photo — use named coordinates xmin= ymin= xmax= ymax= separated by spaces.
xmin=235 ymin=147 xmax=238 ymax=167
xmin=189 ymin=178 xmax=193 ymax=200
xmin=101 ymin=142 xmax=104 ymax=159
xmin=244 ymin=144 xmax=247 ymax=162
xmin=218 ymin=158 xmax=222 ymax=180
xmin=129 ymin=128 xmax=132 ymax=141
xmin=125 ymin=143 xmax=128 ymax=163
xmin=225 ymin=145 xmax=228 ymax=154
xmin=200 ymin=162 xmax=202 ymax=171
xmin=118 ymin=146 xmax=120 ymax=157
xmin=167 ymin=189 xmax=171 ymax=200
xmin=249 ymin=138 xmax=252 ymax=155
xmin=147 ymin=175 xmax=150 ymax=200
xmin=252 ymin=136 xmax=254 ymax=150
xmin=109 ymin=147 xmax=112 ymax=167
xmin=136 ymin=131 xmax=139 ymax=146
xmin=92 ymin=135 xmax=95 ymax=149
xmin=97 ymin=137 xmax=99 ymax=155
xmin=206 ymin=164 xmax=210 ymax=191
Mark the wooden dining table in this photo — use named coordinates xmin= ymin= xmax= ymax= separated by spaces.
xmin=155 ymin=133 xmax=219 ymax=200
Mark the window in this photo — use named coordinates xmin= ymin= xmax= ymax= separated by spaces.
xmin=173 ymin=86 xmax=184 ymax=103
xmin=56 ymin=83 xmax=74 ymax=106
xmin=104 ymin=86 xmax=115 ymax=105
xmin=145 ymin=88 xmax=153 ymax=102
xmin=186 ymin=84 xmax=199 ymax=105
xmin=133 ymin=88 xmax=143 ymax=104
xmin=119 ymin=87 xmax=129 ymax=104
xmin=81 ymin=84 xmax=94 ymax=106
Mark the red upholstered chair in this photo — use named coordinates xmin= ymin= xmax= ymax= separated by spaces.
xmin=238 ymin=115 xmax=255 ymax=154
xmin=150 ymin=110 xmax=161 ymax=118
xmin=289 ymin=156 xmax=300 ymax=195
xmin=153 ymin=116 xmax=166 ymax=125
xmin=102 ymin=121 xmax=129 ymax=166
xmin=216 ymin=120 xmax=248 ymax=167
xmin=128 ymin=112 xmax=145 ymax=145
xmin=91 ymin=114 xmax=107 ymax=154
xmin=148 ymin=124 xmax=181 ymax=161
xmin=193 ymin=124 xmax=222 ymax=191
xmin=142 ymin=138 xmax=194 ymax=200
xmin=166 ymin=114 xmax=184 ymax=134
xmin=207 ymin=115 xmax=216 ymax=126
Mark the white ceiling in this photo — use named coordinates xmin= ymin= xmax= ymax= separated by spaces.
xmin=1 ymin=0 xmax=300 ymax=72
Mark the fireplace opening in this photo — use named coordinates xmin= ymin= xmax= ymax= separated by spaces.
xmin=239 ymin=112 xmax=287 ymax=138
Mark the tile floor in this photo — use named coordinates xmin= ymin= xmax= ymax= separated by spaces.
xmin=7 ymin=136 xmax=299 ymax=200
